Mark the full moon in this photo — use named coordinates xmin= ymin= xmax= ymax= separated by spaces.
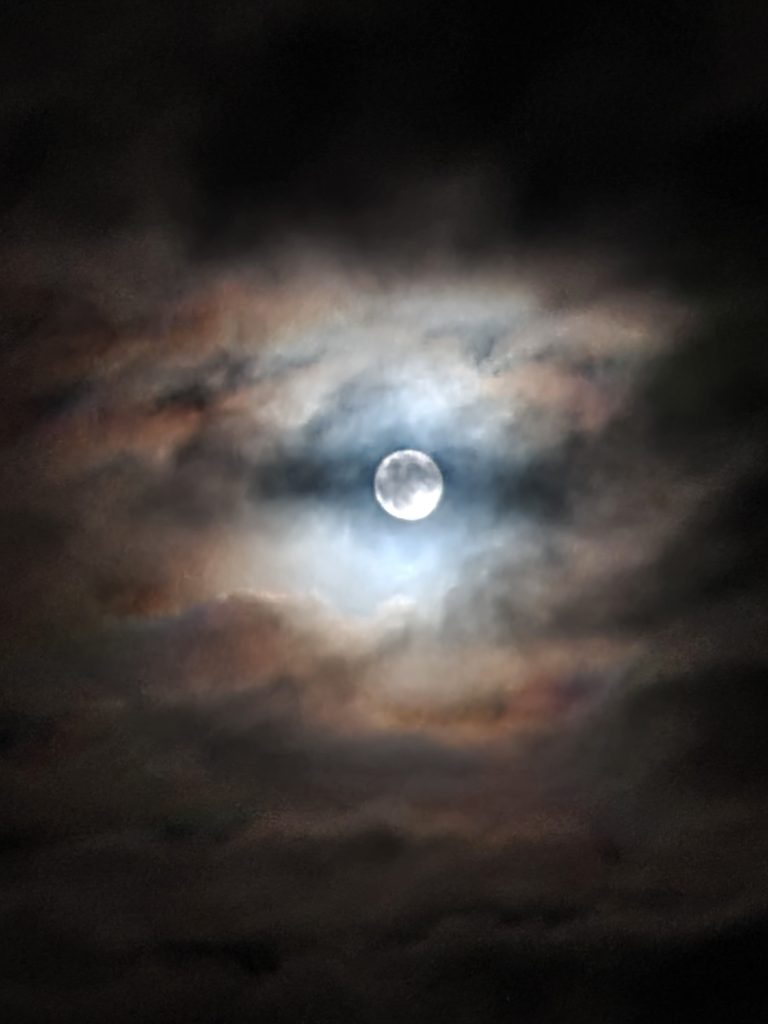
xmin=374 ymin=449 xmax=444 ymax=521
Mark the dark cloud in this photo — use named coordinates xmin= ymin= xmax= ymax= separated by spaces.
xmin=1 ymin=0 xmax=768 ymax=1020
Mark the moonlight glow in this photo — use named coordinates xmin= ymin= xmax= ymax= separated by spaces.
xmin=374 ymin=449 xmax=444 ymax=521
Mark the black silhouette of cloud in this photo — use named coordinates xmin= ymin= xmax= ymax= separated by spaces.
xmin=1 ymin=2 xmax=768 ymax=1022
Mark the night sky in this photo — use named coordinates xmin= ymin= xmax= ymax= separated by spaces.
xmin=2 ymin=2 xmax=768 ymax=1021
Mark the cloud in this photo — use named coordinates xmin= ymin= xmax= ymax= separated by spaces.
xmin=1 ymin=1 xmax=768 ymax=1020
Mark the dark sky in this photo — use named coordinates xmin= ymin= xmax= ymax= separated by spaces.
xmin=2 ymin=2 xmax=768 ymax=1022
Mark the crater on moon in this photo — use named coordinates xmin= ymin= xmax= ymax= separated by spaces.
xmin=374 ymin=449 xmax=444 ymax=521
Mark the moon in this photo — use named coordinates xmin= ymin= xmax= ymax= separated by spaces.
xmin=374 ymin=449 xmax=444 ymax=521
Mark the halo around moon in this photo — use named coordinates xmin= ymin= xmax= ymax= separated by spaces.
xmin=374 ymin=449 xmax=444 ymax=521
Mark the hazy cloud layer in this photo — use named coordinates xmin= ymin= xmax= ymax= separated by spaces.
xmin=1 ymin=1 xmax=768 ymax=1020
